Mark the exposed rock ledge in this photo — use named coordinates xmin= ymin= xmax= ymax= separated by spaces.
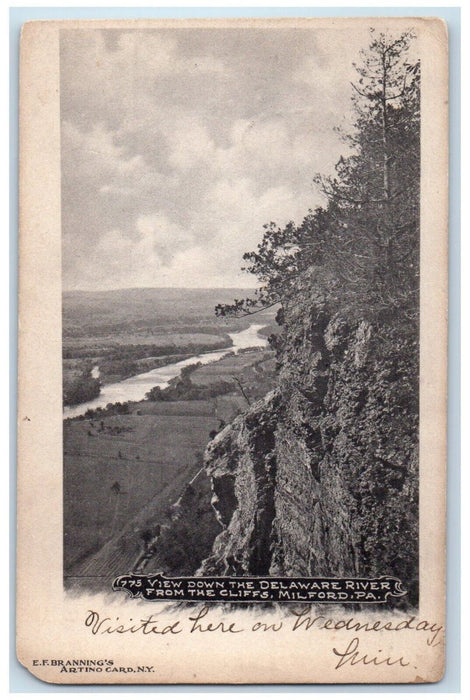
xmin=197 ymin=309 xmax=418 ymax=605
xmin=198 ymin=390 xmax=280 ymax=576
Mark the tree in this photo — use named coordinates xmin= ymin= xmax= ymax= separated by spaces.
xmin=216 ymin=30 xmax=420 ymax=325
xmin=314 ymin=30 xmax=420 ymax=318
xmin=63 ymin=367 xmax=101 ymax=407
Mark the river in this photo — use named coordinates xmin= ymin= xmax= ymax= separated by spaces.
xmin=63 ymin=323 xmax=268 ymax=419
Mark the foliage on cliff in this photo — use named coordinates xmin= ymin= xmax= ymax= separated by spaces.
xmin=216 ymin=30 xmax=420 ymax=328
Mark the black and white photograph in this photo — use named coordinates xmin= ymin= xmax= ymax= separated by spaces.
xmin=62 ymin=23 xmax=420 ymax=602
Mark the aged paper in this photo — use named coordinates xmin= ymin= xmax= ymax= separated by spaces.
xmin=17 ymin=17 xmax=448 ymax=684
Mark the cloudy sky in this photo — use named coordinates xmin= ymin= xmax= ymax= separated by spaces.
xmin=61 ymin=25 xmax=370 ymax=290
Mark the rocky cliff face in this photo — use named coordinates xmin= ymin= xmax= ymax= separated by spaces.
xmin=196 ymin=390 xmax=280 ymax=576
xmin=198 ymin=277 xmax=419 ymax=604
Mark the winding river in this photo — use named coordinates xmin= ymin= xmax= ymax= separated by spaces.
xmin=64 ymin=323 xmax=268 ymax=419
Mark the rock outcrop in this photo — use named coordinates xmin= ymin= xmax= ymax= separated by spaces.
xmin=198 ymin=278 xmax=419 ymax=605
xmin=197 ymin=390 xmax=280 ymax=576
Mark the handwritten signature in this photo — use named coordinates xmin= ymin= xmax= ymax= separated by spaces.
xmin=332 ymin=637 xmax=409 ymax=669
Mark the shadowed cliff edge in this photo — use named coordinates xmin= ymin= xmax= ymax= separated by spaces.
xmin=195 ymin=283 xmax=418 ymax=606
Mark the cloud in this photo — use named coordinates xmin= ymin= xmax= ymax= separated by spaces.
xmin=60 ymin=26 xmax=367 ymax=289
xmin=135 ymin=214 xmax=193 ymax=264
xmin=167 ymin=119 xmax=216 ymax=171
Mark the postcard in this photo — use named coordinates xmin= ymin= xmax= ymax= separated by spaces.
xmin=17 ymin=17 xmax=448 ymax=684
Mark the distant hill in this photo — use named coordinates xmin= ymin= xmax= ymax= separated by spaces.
xmin=63 ymin=287 xmax=265 ymax=336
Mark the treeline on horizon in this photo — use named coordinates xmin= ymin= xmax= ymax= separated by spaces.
xmin=63 ymin=337 xmax=232 ymax=360
xmin=216 ymin=30 xmax=420 ymax=332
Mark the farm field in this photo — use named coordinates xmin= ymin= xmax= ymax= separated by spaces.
xmin=191 ymin=349 xmax=275 ymax=385
xmin=190 ymin=349 xmax=276 ymax=407
xmin=64 ymin=403 xmax=218 ymax=588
